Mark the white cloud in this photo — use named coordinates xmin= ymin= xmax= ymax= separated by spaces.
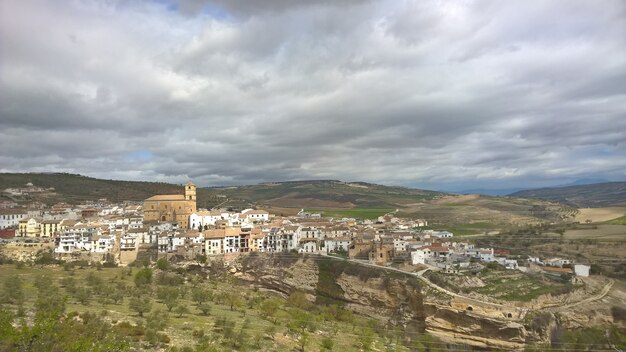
xmin=0 ymin=0 xmax=625 ymax=189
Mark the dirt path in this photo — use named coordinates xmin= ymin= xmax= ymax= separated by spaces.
xmin=546 ymin=279 xmax=615 ymax=312
xmin=324 ymin=254 xmax=616 ymax=317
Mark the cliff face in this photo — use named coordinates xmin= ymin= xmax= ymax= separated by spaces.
xmin=235 ymin=254 xmax=425 ymax=333
xmin=231 ymin=254 xmax=559 ymax=350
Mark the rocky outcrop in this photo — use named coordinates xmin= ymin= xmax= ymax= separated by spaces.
xmin=425 ymin=303 xmax=526 ymax=350
xmin=231 ymin=253 xmax=571 ymax=350
xmin=235 ymin=253 xmax=425 ymax=332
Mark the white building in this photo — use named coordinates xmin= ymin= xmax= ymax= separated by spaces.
xmin=411 ymin=249 xmax=431 ymax=265
xmin=299 ymin=238 xmax=319 ymax=253
xmin=0 ymin=210 xmax=27 ymax=229
xmin=324 ymin=237 xmax=352 ymax=253
xmin=242 ymin=209 xmax=270 ymax=223
xmin=574 ymin=264 xmax=590 ymax=277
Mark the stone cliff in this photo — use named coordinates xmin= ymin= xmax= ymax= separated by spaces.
xmin=228 ymin=253 xmax=561 ymax=350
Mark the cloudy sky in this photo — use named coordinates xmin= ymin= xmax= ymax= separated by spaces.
xmin=1 ymin=0 xmax=625 ymax=191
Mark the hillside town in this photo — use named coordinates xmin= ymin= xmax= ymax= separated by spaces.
xmin=0 ymin=182 xmax=590 ymax=278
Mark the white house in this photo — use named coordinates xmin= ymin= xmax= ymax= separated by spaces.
xmin=479 ymin=249 xmax=495 ymax=262
xmin=324 ymin=237 xmax=351 ymax=253
xmin=299 ymin=238 xmax=319 ymax=253
xmin=190 ymin=210 xmax=232 ymax=229
xmin=91 ymin=235 xmax=116 ymax=253
xmin=242 ymin=209 xmax=269 ymax=223
xmin=411 ymin=249 xmax=432 ymax=265
xmin=574 ymin=264 xmax=590 ymax=277
xmin=545 ymin=258 xmax=571 ymax=268
xmin=0 ymin=209 xmax=27 ymax=229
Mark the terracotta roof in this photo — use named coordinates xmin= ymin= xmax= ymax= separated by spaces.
xmin=326 ymin=236 xmax=352 ymax=241
xmin=145 ymin=195 xmax=185 ymax=201
xmin=203 ymin=229 xmax=225 ymax=239
xmin=542 ymin=266 xmax=573 ymax=274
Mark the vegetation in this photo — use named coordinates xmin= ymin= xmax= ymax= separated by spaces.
xmin=510 ymin=181 xmax=626 ymax=207
xmin=305 ymin=207 xmax=394 ymax=219
xmin=608 ymin=215 xmax=626 ymax=225
xmin=0 ymin=262 xmax=438 ymax=351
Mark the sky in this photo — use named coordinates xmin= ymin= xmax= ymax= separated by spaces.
xmin=1 ymin=0 xmax=625 ymax=191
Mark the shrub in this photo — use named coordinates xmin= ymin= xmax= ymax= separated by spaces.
xmin=134 ymin=268 xmax=153 ymax=287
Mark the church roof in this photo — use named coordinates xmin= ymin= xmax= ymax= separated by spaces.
xmin=145 ymin=194 xmax=186 ymax=201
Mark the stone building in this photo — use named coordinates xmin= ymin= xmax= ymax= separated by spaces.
xmin=143 ymin=181 xmax=196 ymax=229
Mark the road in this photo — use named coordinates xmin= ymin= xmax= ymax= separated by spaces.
xmin=323 ymin=253 xmax=616 ymax=315
xmin=546 ymin=278 xmax=615 ymax=312
xmin=324 ymin=254 xmax=516 ymax=310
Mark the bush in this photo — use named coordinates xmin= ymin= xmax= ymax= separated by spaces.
xmin=134 ymin=268 xmax=153 ymax=287
xmin=612 ymin=306 xmax=626 ymax=323
xmin=155 ymin=271 xmax=183 ymax=286
xmin=128 ymin=296 xmax=152 ymax=317
xmin=156 ymin=258 xmax=170 ymax=271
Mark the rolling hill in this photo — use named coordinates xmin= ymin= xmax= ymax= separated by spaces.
xmin=1 ymin=173 xmax=574 ymax=226
xmin=508 ymin=182 xmax=626 ymax=208
xmin=205 ymin=180 xmax=444 ymax=209
xmin=204 ymin=180 xmax=574 ymax=225
xmin=0 ymin=173 xmax=185 ymax=204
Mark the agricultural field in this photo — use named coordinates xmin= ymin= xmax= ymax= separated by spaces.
xmin=426 ymin=222 xmax=500 ymax=237
xmin=608 ymin=216 xmax=626 ymax=225
xmin=305 ymin=208 xmax=394 ymax=220
xmin=426 ymin=264 xmax=577 ymax=302
xmin=575 ymin=207 xmax=626 ymax=223
xmin=563 ymin=224 xmax=626 ymax=241
xmin=0 ymin=262 xmax=437 ymax=352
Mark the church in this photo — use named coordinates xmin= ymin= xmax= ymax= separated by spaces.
xmin=143 ymin=181 xmax=196 ymax=229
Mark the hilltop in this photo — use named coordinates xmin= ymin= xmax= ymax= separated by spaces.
xmin=1 ymin=173 xmax=574 ymax=226
xmin=0 ymin=173 xmax=184 ymax=204
xmin=206 ymin=180 xmax=444 ymax=208
xmin=204 ymin=180 xmax=573 ymax=226
xmin=508 ymin=182 xmax=626 ymax=208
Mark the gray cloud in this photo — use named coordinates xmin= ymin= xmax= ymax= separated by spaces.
xmin=1 ymin=0 xmax=625 ymax=190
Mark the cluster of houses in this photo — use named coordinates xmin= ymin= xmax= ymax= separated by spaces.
xmin=0 ymin=183 xmax=590 ymax=278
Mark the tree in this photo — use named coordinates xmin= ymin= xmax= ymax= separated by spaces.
xmin=320 ymin=336 xmax=334 ymax=351
xmin=74 ymin=286 xmax=92 ymax=305
xmin=61 ymin=276 xmax=77 ymax=294
xmin=358 ymin=328 xmax=374 ymax=352
xmin=33 ymin=274 xmax=53 ymax=291
xmin=197 ymin=302 xmax=211 ymax=316
xmin=146 ymin=308 xmax=169 ymax=331
xmin=260 ymin=298 xmax=281 ymax=323
xmin=224 ymin=291 xmax=244 ymax=311
xmin=134 ymin=267 xmax=153 ymax=287
xmin=2 ymin=275 xmax=24 ymax=305
xmin=157 ymin=287 xmax=180 ymax=311
xmin=287 ymin=290 xmax=310 ymax=309
xmin=288 ymin=309 xmax=316 ymax=352
xmin=191 ymin=286 xmax=212 ymax=306
xmin=156 ymin=258 xmax=169 ymax=271
xmin=86 ymin=271 xmax=104 ymax=290
xmin=35 ymin=289 xmax=66 ymax=318
xmin=174 ymin=304 xmax=190 ymax=318
xmin=129 ymin=296 xmax=152 ymax=317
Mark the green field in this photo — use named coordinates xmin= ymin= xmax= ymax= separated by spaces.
xmin=608 ymin=216 xmax=626 ymax=225
xmin=421 ymin=222 xmax=500 ymax=237
xmin=305 ymin=208 xmax=394 ymax=220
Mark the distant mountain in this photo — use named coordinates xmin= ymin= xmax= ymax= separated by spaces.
xmin=508 ymin=182 xmax=626 ymax=208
